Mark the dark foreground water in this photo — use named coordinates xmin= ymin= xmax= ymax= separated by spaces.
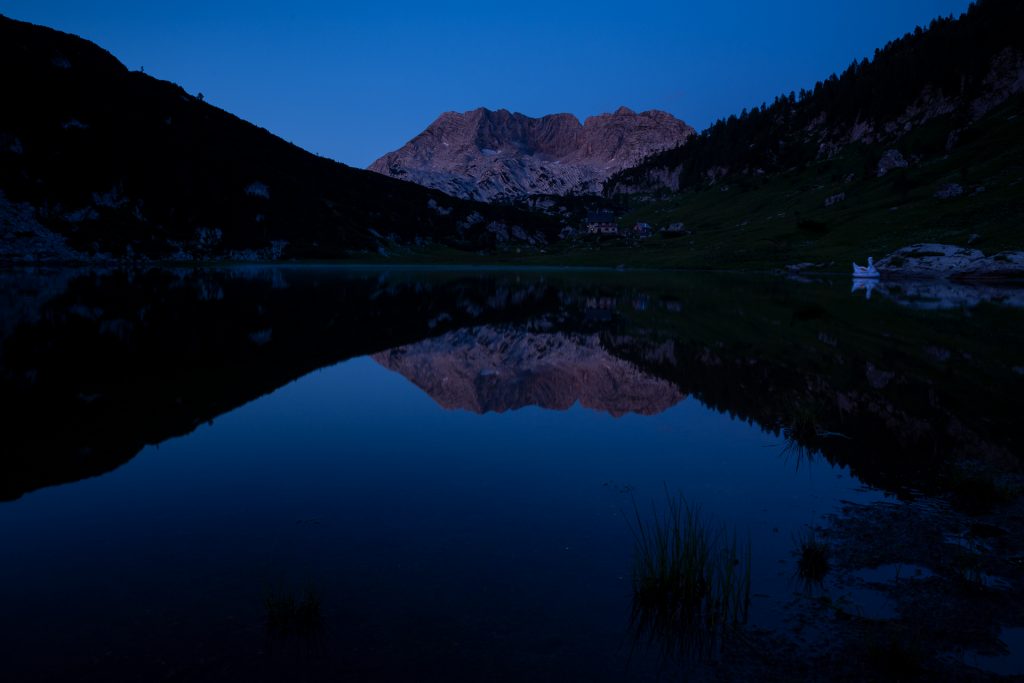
xmin=1 ymin=267 xmax=1022 ymax=681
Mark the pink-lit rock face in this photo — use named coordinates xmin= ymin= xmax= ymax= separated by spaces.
xmin=368 ymin=106 xmax=694 ymax=201
xmin=372 ymin=326 xmax=685 ymax=417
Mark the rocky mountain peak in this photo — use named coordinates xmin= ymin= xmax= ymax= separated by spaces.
xmin=369 ymin=106 xmax=694 ymax=201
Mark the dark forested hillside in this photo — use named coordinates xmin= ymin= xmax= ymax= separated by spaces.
xmin=0 ymin=15 xmax=558 ymax=262
xmin=608 ymin=0 xmax=1024 ymax=194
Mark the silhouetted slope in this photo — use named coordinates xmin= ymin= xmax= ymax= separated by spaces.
xmin=0 ymin=15 xmax=558 ymax=261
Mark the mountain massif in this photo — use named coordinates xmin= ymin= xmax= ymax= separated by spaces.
xmin=0 ymin=15 xmax=558 ymax=263
xmin=369 ymin=107 xmax=694 ymax=202
xmin=1 ymin=0 xmax=1021 ymax=271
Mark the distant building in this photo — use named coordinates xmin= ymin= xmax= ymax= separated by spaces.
xmin=585 ymin=211 xmax=619 ymax=235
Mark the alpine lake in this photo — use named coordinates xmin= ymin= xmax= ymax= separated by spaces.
xmin=1 ymin=266 xmax=1023 ymax=682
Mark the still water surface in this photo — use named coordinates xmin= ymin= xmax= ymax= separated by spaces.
xmin=1 ymin=266 xmax=1021 ymax=681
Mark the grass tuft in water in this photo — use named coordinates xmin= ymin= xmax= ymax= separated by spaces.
xmin=795 ymin=527 xmax=830 ymax=586
xmin=628 ymin=491 xmax=751 ymax=661
xmin=779 ymin=404 xmax=825 ymax=468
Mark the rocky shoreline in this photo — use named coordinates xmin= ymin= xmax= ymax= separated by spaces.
xmin=719 ymin=486 xmax=1024 ymax=682
xmin=876 ymin=244 xmax=1024 ymax=280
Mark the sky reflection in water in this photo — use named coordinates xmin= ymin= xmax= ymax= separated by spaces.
xmin=2 ymin=266 xmax=1021 ymax=681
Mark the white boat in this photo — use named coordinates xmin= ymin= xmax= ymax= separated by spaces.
xmin=852 ymin=256 xmax=880 ymax=278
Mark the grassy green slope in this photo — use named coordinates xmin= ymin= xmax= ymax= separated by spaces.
xmin=616 ymin=96 xmax=1024 ymax=270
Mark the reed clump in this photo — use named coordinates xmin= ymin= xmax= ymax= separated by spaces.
xmin=795 ymin=527 xmax=830 ymax=586
xmin=629 ymin=491 xmax=751 ymax=660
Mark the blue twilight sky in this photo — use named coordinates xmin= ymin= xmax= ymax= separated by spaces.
xmin=2 ymin=0 xmax=973 ymax=167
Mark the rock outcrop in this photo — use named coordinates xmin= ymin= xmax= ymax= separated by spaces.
xmin=876 ymin=149 xmax=909 ymax=176
xmin=369 ymin=107 xmax=694 ymax=201
xmin=876 ymin=243 xmax=1024 ymax=279
xmin=373 ymin=326 xmax=686 ymax=416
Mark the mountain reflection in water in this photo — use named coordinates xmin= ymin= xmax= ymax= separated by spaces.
xmin=373 ymin=327 xmax=685 ymax=416
xmin=1 ymin=265 xmax=1023 ymax=681
xmin=1 ymin=266 xmax=1022 ymax=501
